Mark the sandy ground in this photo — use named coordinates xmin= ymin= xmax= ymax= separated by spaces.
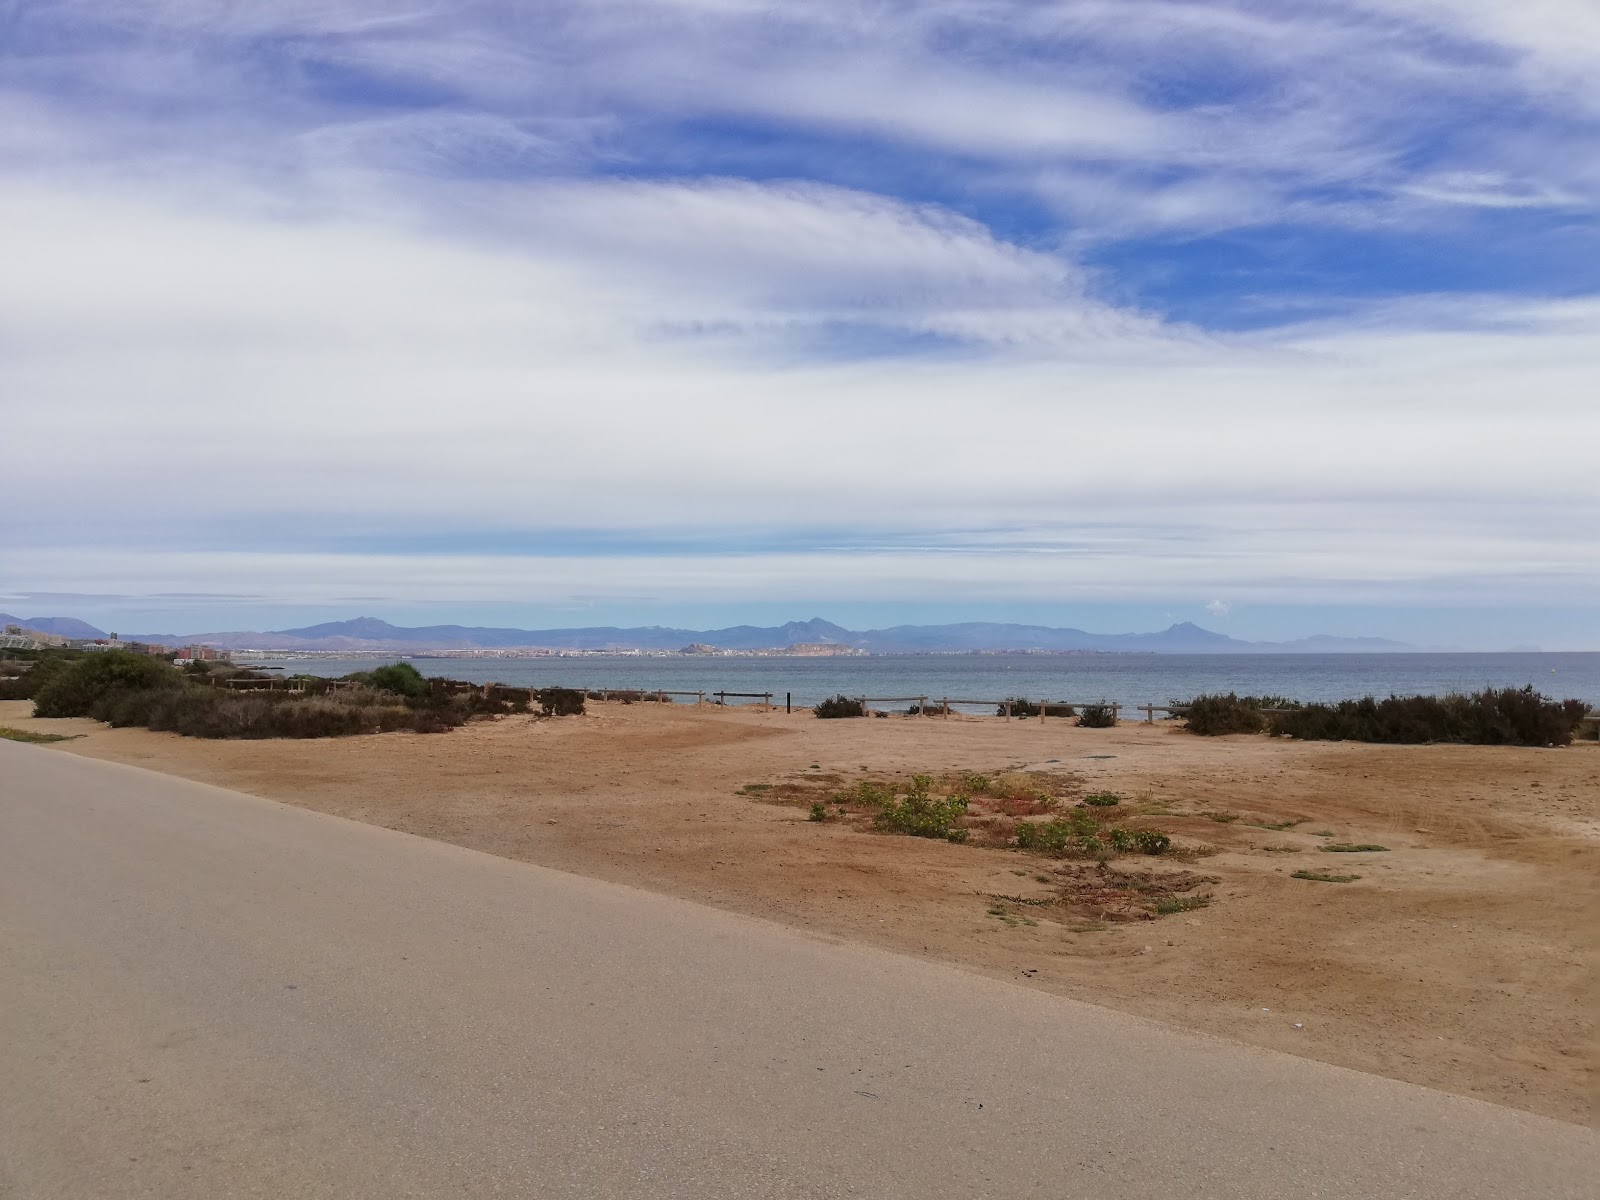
xmin=5 ymin=698 xmax=1595 ymax=1124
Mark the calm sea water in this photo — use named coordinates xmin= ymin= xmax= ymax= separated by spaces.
xmin=253 ymin=652 xmax=1600 ymax=709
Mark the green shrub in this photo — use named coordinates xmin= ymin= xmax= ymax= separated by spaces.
xmin=1178 ymin=693 xmax=1295 ymax=736
xmin=814 ymin=694 xmax=866 ymax=718
xmin=1268 ymin=687 xmax=1586 ymax=746
xmin=1083 ymin=791 xmax=1120 ymax=806
xmin=1292 ymin=870 xmax=1360 ymax=883
xmin=34 ymin=651 xmax=180 ymax=718
xmin=84 ymin=683 xmax=467 ymax=739
xmin=535 ymin=687 xmax=586 ymax=717
xmin=365 ymin=662 xmax=431 ymax=699
xmin=0 ymin=653 xmax=78 ymax=700
xmin=1075 ymin=703 xmax=1115 ymax=728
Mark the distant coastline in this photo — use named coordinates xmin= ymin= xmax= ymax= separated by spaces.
xmin=2 ymin=614 xmax=1456 ymax=656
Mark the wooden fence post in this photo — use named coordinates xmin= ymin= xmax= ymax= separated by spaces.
xmin=1111 ymin=703 xmax=1121 ymax=723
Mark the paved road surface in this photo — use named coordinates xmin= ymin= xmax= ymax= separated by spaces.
xmin=2 ymin=742 xmax=1594 ymax=1198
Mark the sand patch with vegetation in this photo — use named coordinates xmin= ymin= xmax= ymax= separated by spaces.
xmin=5 ymin=697 xmax=1594 ymax=1123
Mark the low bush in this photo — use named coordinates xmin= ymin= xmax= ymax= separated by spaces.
xmin=364 ymin=662 xmax=431 ymax=699
xmin=1292 ymin=870 xmax=1360 ymax=883
xmin=1075 ymin=703 xmax=1116 ymax=728
xmin=535 ymin=687 xmax=586 ymax=717
xmin=1083 ymin=791 xmax=1120 ymax=806
xmin=1178 ymin=693 xmax=1296 ymax=736
xmin=1321 ymin=843 xmax=1389 ymax=853
xmin=0 ymin=653 xmax=78 ymax=700
xmin=814 ymin=694 xmax=866 ymax=719
xmin=1075 ymin=700 xmax=1113 ymax=729
xmin=34 ymin=651 xmax=180 ymax=718
xmin=1268 ymin=687 xmax=1587 ymax=746
xmin=999 ymin=698 xmax=1076 ymax=717
xmin=86 ymin=684 xmax=467 ymax=738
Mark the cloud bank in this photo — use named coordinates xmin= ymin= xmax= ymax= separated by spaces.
xmin=1 ymin=1 xmax=1596 ymax=642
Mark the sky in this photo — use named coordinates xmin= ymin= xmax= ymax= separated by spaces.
xmin=1 ymin=1 xmax=1597 ymax=648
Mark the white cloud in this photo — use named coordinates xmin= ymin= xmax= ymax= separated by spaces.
xmin=2 ymin=2 xmax=1597 ymax=619
xmin=1 ymin=176 xmax=1596 ymax=610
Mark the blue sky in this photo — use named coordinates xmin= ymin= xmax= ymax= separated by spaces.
xmin=1 ymin=1 xmax=1597 ymax=647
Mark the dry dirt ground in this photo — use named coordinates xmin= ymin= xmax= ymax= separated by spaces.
xmin=5 ymin=698 xmax=1596 ymax=1124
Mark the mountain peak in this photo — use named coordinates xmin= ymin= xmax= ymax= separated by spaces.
xmin=280 ymin=617 xmax=404 ymax=638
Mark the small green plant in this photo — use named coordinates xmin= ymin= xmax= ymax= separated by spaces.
xmin=813 ymin=695 xmax=866 ymax=718
xmin=1201 ymin=811 xmax=1240 ymax=823
xmin=1132 ymin=830 xmax=1171 ymax=855
xmin=874 ymin=776 xmax=969 ymax=840
xmin=1083 ymin=791 xmax=1120 ymax=806
xmin=1153 ymin=894 xmax=1212 ymax=914
xmin=843 ymin=779 xmax=896 ymax=807
xmin=0 ymin=726 xmax=79 ymax=744
xmin=961 ymin=772 xmax=993 ymax=794
xmin=1310 ymin=830 xmax=1335 ymax=837
xmin=1292 ymin=869 xmax=1361 ymax=883
xmin=808 ymin=801 xmax=829 ymax=822
xmin=1248 ymin=819 xmax=1303 ymax=831
xmin=1321 ymin=843 xmax=1389 ymax=853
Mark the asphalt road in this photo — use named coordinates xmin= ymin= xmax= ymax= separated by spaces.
xmin=2 ymin=742 xmax=1594 ymax=1198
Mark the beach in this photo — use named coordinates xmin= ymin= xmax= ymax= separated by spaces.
xmin=6 ymin=697 xmax=1594 ymax=1124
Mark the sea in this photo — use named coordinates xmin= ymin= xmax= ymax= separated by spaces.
xmin=249 ymin=652 xmax=1600 ymax=711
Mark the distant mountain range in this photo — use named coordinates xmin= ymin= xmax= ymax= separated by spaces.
xmin=2 ymin=613 xmax=1432 ymax=654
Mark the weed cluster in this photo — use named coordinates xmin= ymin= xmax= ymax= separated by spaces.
xmin=873 ymin=775 xmax=970 ymax=841
xmin=0 ymin=726 xmax=78 ymax=744
xmin=1292 ymin=869 xmax=1360 ymax=883
xmin=1014 ymin=807 xmax=1170 ymax=858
